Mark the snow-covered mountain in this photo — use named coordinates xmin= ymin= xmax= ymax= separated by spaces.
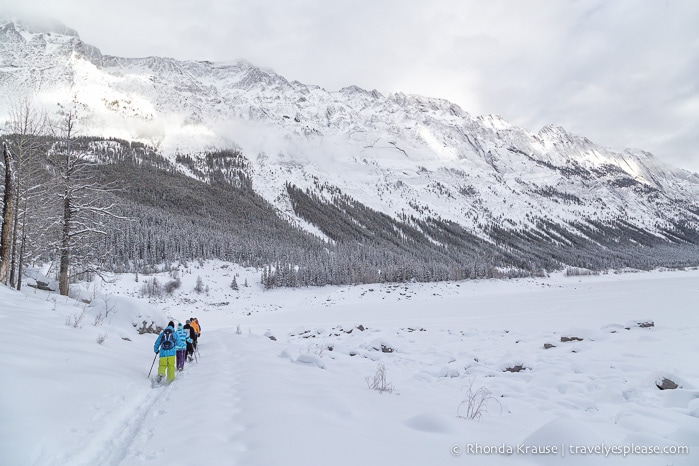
xmin=2 ymin=17 xmax=699 ymax=252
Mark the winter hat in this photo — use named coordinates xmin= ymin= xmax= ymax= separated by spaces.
xmin=177 ymin=323 xmax=183 ymax=329
xmin=168 ymin=320 xmax=175 ymax=328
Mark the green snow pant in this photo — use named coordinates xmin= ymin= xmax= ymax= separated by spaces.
xmin=158 ymin=355 xmax=176 ymax=383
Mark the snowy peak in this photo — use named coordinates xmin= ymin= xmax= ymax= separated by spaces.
xmin=339 ymin=85 xmax=384 ymax=100
xmin=12 ymin=17 xmax=79 ymax=37
xmin=477 ymin=114 xmax=514 ymax=131
xmin=236 ymin=65 xmax=290 ymax=90
xmin=0 ymin=21 xmax=23 ymax=43
xmin=0 ymin=17 xmax=81 ymax=50
xmin=387 ymin=92 xmax=470 ymax=119
xmin=0 ymin=17 xmax=102 ymax=66
xmin=537 ymin=124 xmax=593 ymax=148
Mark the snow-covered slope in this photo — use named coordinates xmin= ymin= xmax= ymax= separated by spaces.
xmin=2 ymin=18 xmax=699 ymax=243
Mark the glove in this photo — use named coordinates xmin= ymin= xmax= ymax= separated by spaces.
xmin=155 ymin=350 xmax=159 ymax=354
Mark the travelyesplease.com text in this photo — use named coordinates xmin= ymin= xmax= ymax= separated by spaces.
xmin=450 ymin=442 xmax=689 ymax=457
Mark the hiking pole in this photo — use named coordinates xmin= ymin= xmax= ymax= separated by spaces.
xmin=148 ymin=353 xmax=158 ymax=378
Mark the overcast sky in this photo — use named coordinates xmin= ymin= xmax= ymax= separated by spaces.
xmin=3 ymin=0 xmax=699 ymax=171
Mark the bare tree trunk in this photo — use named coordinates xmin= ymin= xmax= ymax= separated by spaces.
xmin=59 ymin=191 xmax=71 ymax=296
xmin=57 ymin=108 xmax=75 ymax=297
xmin=0 ymin=144 xmax=16 ymax=285
xmin=8 ymin=170 xmax=21 ymax=287
xmin=17 ymin=205 xmax=28 ymax=291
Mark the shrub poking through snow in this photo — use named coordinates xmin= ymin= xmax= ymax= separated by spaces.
xmin=366 ymin=363 xmax=394 ymax=394
xmin=457 ymin=379 xmax=500 ymax=421
xmin=65 ymin=309 xmax=86 ymax=328
xmin=93 ymin=297 xmax=116 ymax=326
xmin=96 ymin=333 xmax=107 ymax=345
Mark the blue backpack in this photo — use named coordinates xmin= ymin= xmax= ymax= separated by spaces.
xmin=160 ymin=328 xmax=175 ymax=351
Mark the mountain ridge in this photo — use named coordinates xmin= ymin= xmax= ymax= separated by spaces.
xmin=2 ymin=17 xmax=699 ymax=283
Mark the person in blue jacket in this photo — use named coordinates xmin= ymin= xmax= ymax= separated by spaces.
xmin=175 ymin=322 xmax=192 ymax=372
xmin=154 ymin=321 xmax=182 ymax=383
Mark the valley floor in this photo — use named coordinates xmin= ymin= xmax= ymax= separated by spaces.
xmin=1 ymin=266 xmax=698 ymax=465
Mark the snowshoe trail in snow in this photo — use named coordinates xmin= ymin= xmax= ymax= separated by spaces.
xmin=41 ymin=329 xmax=247 ymax=466
xmin=57 ymin=385 xmax=167 ymax=465
xmin=116 ymin=329 xmax=248 ymax=465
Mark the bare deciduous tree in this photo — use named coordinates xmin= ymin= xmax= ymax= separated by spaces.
xmin=7 ymin=98 xmax=47 ymax=290
xmin=49 ymin=103 xmax=127 ymax=295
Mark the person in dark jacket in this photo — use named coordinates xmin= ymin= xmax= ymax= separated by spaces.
xmin=190 ymin=317 xmax=200 ymax=348
xmin=183 ymin=319 xmax=197 ymax=362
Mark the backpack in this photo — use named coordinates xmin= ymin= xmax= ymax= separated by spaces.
xmin=160 ymin=328 xmax=175 ymax=351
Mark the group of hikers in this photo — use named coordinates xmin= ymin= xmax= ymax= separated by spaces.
xmin=152 ymin=318 xmax=202 ymax=384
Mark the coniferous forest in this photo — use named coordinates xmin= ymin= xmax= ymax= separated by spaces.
xmin=2 ymin=135 xmax=699 ymax=294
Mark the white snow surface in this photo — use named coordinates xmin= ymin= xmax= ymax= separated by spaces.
xmin=1 ymin=262 xmax=698 ymax=465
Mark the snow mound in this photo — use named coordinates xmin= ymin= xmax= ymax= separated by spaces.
xmin=522 ymin=418 xmax=603 ymax=465
xmin=294 ymin=353 xmax=326 ymax=369
xmin=85 ymin=294 xmax=168 ymax=336
xmin=402 ymin=413 xmax=454 ymax=433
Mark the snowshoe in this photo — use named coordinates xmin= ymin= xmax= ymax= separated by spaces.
xmin=151 ymin=374 xmax=163 ymax=388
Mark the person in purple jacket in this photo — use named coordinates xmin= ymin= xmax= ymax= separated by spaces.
xmin=153 ymin=321 xmax=182 ymax=384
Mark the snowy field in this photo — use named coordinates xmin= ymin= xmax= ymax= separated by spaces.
xmin=1 ymin=263 xmax=698 ymax=466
